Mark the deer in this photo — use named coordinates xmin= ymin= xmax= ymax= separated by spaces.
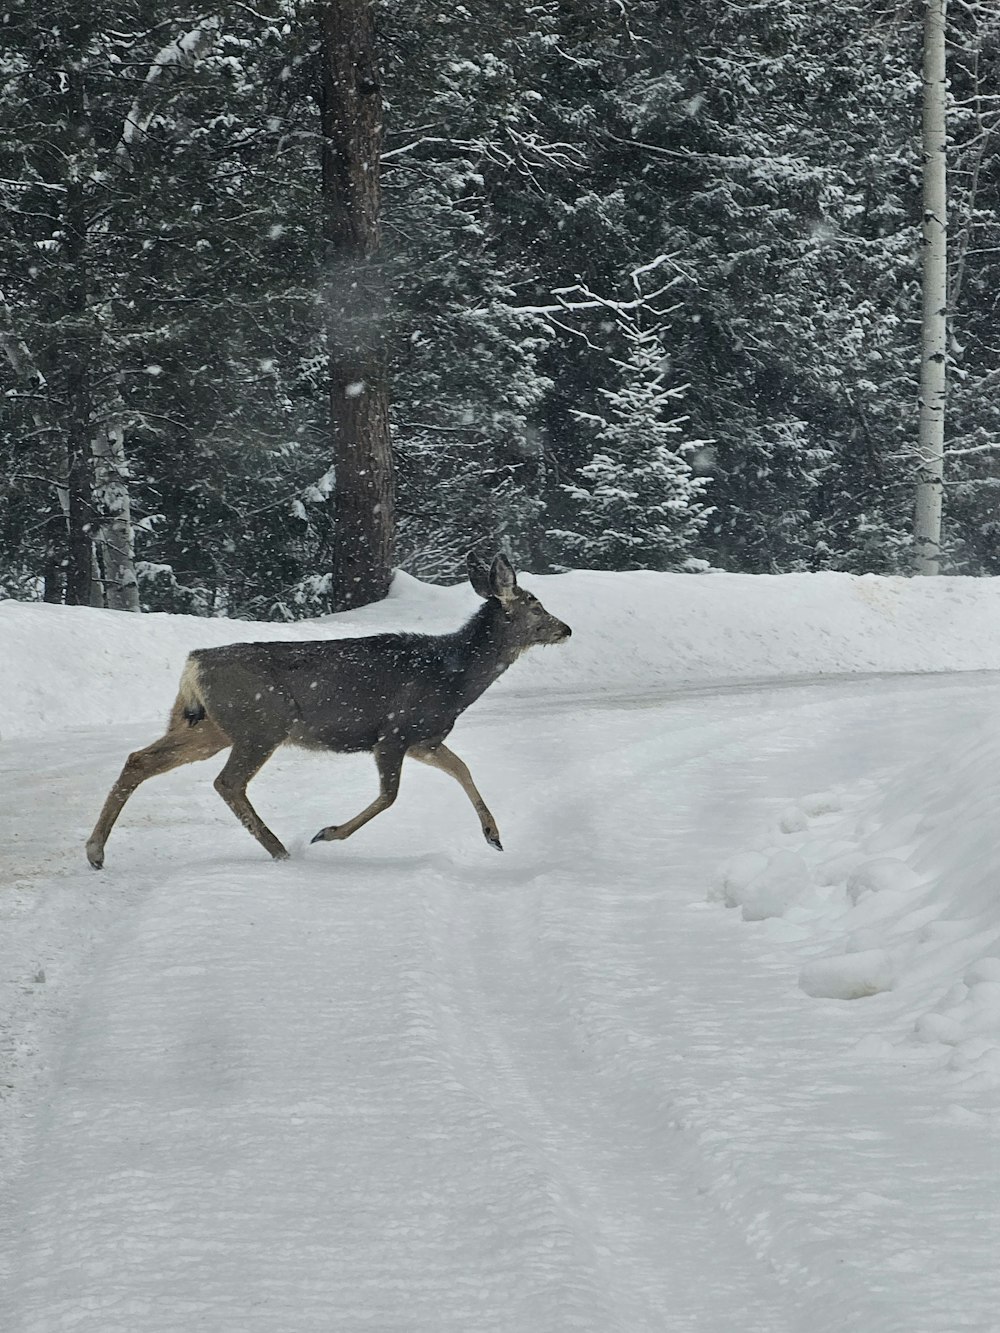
xmin=85 ymin=553 xmax=571 ymax=868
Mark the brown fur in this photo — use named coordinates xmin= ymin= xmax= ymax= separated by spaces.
xmin=85 ymin=553 xmax=570 ymax=868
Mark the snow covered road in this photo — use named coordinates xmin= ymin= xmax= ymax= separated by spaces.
xmin=2 ymin=674 xmax=999 ymax=1332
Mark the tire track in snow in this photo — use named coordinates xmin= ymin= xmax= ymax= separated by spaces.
xmin=403 ymin=703 xmax=809 ymax=1333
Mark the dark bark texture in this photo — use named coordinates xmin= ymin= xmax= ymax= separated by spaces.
xmin=320 ymin=1 xmax=395 ymax=610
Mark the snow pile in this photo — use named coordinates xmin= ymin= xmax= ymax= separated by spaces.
xmin=4 ymin=568 xmax=1000 ymax=739
xmin=714 ymin=713 xmax=1000 ymax=1095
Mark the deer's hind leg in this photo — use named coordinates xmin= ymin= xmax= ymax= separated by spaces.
xmin=86 ymin=713 xmax=230 ymax=869
xmin=212 ymin=740 xmax=289 ymax=861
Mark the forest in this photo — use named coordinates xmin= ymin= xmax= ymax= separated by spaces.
xmin=3 ymin=0 xmax=1000 ymax=619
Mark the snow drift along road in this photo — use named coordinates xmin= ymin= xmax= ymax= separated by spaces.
xmin=4 ymin=567 xmax=1000 ymax=738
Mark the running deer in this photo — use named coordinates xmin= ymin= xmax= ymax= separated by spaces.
xmin=85 ymin=553 xmax=571 ymax=868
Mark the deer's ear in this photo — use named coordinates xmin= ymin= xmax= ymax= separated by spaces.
xmin=488 ymin=553 xmax=517 ymax=603
xmin=467 ymin=551 xmax=493 ymax=599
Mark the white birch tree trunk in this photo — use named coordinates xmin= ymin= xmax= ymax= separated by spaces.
xmin=91 ymin=398 xmax=140 ymax=611
xmin=914 ymin=0 xmax=948 ymax=575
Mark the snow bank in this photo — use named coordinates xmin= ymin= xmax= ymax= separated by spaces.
xmin=713 ymin=717 xmax=1000 ymax=1097
xmin=4 ymin=568 xmax=1000 ymax=738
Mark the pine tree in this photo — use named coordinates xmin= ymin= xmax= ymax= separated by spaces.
xmin=550 ymin=323 xmax=711 ymax=569
xmin=0 ymin=2 xmax=333 ymax=615
xmin=7 ymin=0 xmax=997 ymax=603
xmin=595 ymin=0 xmax=922 ymax=573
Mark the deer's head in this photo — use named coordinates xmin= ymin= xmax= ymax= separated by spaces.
xmin=467 ymin=552 xmax=572 ymax=649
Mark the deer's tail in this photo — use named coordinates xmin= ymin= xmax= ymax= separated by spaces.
xmin=174 ymin=656 xmax=207 ymax=728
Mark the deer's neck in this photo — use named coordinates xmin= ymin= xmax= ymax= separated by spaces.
xmin=449 ymin=600 xmax=519 ymax=709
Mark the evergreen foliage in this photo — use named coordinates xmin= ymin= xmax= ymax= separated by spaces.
xmin=3 ymin=0 xmax=1000 ymax=611
xmin=550 ymin=322 xmax=711 ymax=570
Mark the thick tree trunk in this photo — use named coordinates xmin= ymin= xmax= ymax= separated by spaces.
xmin=914 ymin=0 xmax=948 ymax=576
xmin=319 ymin=0 xmax=395 ymax=611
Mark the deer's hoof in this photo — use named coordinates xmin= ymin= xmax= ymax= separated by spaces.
xmin=310 ymin=827 xmax=334 ymax=845
xmin=272 ymin=848 xmax=291 ymax=861
xmin=485 ymin=831 xmax=504 ymax=852
xmin=86 ymin=843 xmax=104 ymax=869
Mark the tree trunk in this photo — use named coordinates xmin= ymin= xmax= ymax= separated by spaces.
xmin=49 ymin=53 xmax=139 ymax=610
xmin=64 ymin=359 xmax=101 ymax=607
xmin=60 ymin=71 xmax=111 ymax=609
xmin=91 ymin=400 xmax=141 ymax=611
xmin=914 ymin=0 xmax=948 ymax=576
xmin=0 ymin=289 xmax=69 ymax=600
xmin=319 ymin=0 xmax=395 ymax=611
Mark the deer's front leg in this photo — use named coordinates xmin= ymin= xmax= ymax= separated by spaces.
xmin=310 ymin=740 xmax=405 ymax=845
xmin=408 ymin=742 xmax=503 ymax=851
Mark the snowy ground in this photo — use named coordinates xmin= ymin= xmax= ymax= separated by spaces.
xmin=2 ymin=570 xmax=1000 ymax=1332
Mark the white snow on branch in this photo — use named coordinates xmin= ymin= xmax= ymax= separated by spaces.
xmin=0 ymin=288 xmax=46 ymax=386
xmin=117 ymin=23 xmax=220 ymax=160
